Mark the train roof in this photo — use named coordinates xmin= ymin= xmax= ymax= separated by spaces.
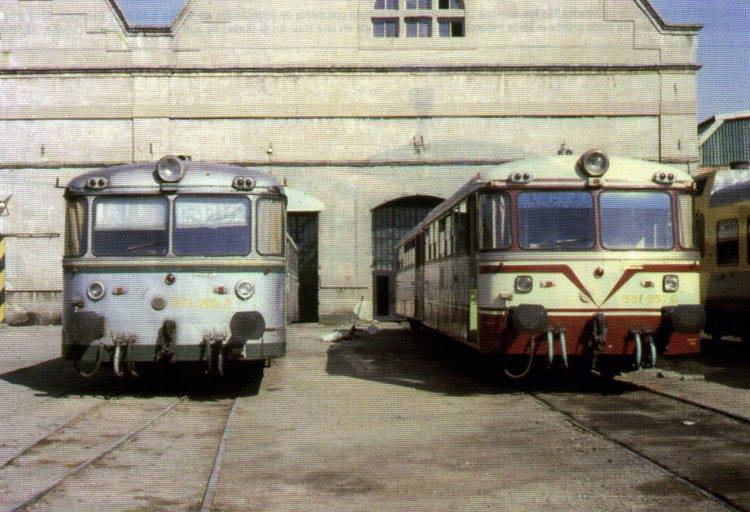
xmin=65 ymin=160 xmax=282 ymax=195
xmin=398 ymin=155 xmax=693 ymax=246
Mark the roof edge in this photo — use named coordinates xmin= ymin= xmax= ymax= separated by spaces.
xmin=638 ymin=0 xmax=703 ymax=32
xmin=106 ymin=0 xmax=193 ymax=35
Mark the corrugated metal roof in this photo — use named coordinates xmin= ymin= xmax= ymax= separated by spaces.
xmin=700 ymin=115 xmax=750 ymax=167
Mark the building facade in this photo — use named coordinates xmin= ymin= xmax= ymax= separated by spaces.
xmin=0 ymin=0 xmax=701 ymax=322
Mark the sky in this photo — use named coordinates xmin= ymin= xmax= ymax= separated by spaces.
xmin=116 ymin=0 xmax=750 ymax=121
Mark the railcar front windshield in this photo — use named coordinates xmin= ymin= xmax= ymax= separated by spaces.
xmin=518 ymin=192 xmax=596 ymax=250
xmin=600 ymin=191 xmax=673 ymax=250
xmin=174 ymin=196 xmax=251 ymax=256
xmin=93 ymin=197 xmax=169 ymax=256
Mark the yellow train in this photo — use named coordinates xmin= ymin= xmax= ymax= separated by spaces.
xmin=694 ymin=161 xmax=750 ymax=343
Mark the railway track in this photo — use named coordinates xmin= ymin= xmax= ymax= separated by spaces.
xmin=200 ymin=398 xmax=239 ymax=512
xmin=530 ymin=383 xmax=750 ymax=512
xmin=1 ymin=395 xmax=187 ymax=512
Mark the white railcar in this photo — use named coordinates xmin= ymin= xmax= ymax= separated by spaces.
xmin=395 ymin=151 xmax=705 ymax=377
xmin=62 ymin=157 xmax=292 ymax=378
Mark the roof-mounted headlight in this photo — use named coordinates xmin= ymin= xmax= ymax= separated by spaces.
xmin=156 ymin=156 xmax=186 ymax=183
xmin=232 ymin=177 xmax=256 ymax=191
xmin=578 ymin=150 xmax=609 ymax=177
xmin=85 ymin=177 xmax=109 ymax=190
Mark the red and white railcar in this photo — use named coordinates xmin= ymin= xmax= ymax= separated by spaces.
xmin=394 ymin=151 xmax=705 ymax=377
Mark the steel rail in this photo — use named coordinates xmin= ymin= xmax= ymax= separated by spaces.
xmin=623 ymin=380 xmax=750 ymax=427
xmin=199 ymin=398 xmax=239 ymax=512
xmin=4 ymin=396 xmax=186 ymax=512
xmin=0 ymin=401 xmax=106 ymax=468
xmin=530 ymin=391 xmax=744 ymax=512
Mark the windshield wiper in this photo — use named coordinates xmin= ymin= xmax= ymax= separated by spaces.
xmin=127 ymin=240 xmax=165 ymax=252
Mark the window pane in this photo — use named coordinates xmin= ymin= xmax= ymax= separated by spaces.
xmin=600 ymin=192 xmax=673 ymax=250
xmin=64 ymin=198 xmax=87 ymax=257
xmin=439 ymin=18 xmax=464 ymax=37
xmin=478 ymin=192 xmax=511 ymax=250
xmin=257 ymin=198 xmax=285 ymax=256
xmin=453 ymin=201 xmax=468 ymax=255
xmin=450 ymin=0 xmax=464 ymax=8
xmin=373 ymin=18 xmax=399 ymax=37
xmin=407 ymin=0 xmax=431 ymax=8
xmin=375 ymin=0 xmax=398 ymax=9
xmin=451 ymin=19 xmax=464 ymax=36
xmin=406 ymin=17 xmax=431 ymax=37
xmin=677 ymin=194 xmax=694 ymax=249
xmin=439 ymin=19 xmax=450 ymax=37
xmin=518 ymin=192 xmax=595 ymax=250
xmin=174 ymin=196 xmax=251 ymax=256
xmin=93 ymin=197 xmax=168 ymax=256
xmin=717 ymin=218 xmax=739 ymax=266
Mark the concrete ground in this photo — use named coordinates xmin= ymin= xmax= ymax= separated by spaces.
xmin=0 ymin=324 xmax=747 ymax=511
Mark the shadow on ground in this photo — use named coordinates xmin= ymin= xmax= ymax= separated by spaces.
xmin=660 ymin=339 xmax=750 ymax=390
xmin=0 ymin=357 xmax=264 ymax=400
xmin=325 ymin=326 xmax=637 ymax=396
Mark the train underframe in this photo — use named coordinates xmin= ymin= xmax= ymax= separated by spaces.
xmin=409 ymin=305 xmax=704 ymax=378
xmin=62 ymin=314 xmax=285 ymax=378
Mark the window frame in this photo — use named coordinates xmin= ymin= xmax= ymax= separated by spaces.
xmin=405 ymin=16 xmax=432 ymax=37
xmin=255 ymin=196 xmax=286 ymax=257
xmin=172 ymin=194 xmax=252 ymax=257
xmin=372 ymin=17 xmax=400 ymax=37
xmin=477 ymin=190 xmax=513 ymax=252
xmin=91 ymin=195 xmax=170 ymax=258
xmin=599 ymin=191 xmax=674 ymax=251
xmin=64 ymin=197 xmax=89 ymax=258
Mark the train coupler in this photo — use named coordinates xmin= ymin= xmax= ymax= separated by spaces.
xmin=201 ymin=332 xmax=227 ymax=376
xmin=112 ymin=334 xmax=138 ymax=379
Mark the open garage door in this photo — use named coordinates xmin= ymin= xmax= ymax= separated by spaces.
xmin=372 ymin=196 xmax=442 ymax=320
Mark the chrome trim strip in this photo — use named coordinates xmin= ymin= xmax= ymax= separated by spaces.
xmin=63 ymin=258 xmax=285 ymax=271
xmin=477 ymin=252 xmax=700 ymax=263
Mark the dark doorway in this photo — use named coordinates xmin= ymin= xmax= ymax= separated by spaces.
xmin=287 ymin=213 xmax=319 ymax=322
xmin=372 ymin=195 xmax=443 ymax=320
xmin=375 ymin=275 xmax=390 ymax=317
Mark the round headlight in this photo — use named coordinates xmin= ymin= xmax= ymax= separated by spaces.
xmin=515 ymin=276 xmax=533 ymax=293
xmin=156 ymin=156 xmax=186 ymax=183
xmin=235 ymin=281 xmax=255 ymax=300
xmin=87 ymin=282 xmax=106 ymax=301
xmin=579 ymin=150 xmax=609 ymax=177
xmin=663 ymin=275 xmax=679 ymax=293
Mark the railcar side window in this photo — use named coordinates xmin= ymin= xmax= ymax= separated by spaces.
xmin=257 ymin=197 xmax=285 ymax=256
xmin=477 ymin=192 xmax=511 ymax=250
xmin=438 ymin=218 xmax=446 ymax=258
xmin=676 ymin=194 xmax=694 ymax=249
xmin=64 ymin=198 xmax=87 ymax=257
xmin=453 ymin=201 xmax=468 ymax=255
xmin=92 ymin=197 xmax=168 ymax=257
xmin=717 ymin=218 xmax=739 ymax=266
xmin=174 ymin=196 xmax=251 ymax=256
xmin=600 ymin=192 xmax=673 ymax=250
xmin=518 ymin=192 xmax=595 ymax=250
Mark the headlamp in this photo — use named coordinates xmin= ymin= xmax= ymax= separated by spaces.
xmin=156 ymin=156 xmax=186 ymax=183
xmin=579 ymin=150 xmax=609 ymax=177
